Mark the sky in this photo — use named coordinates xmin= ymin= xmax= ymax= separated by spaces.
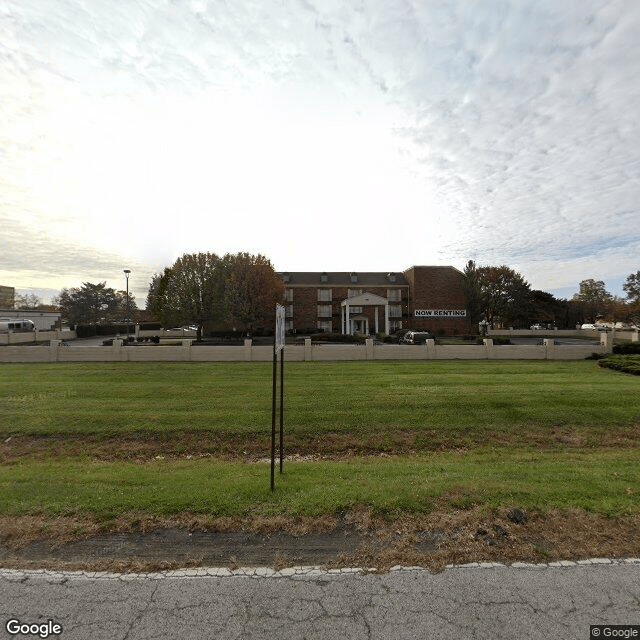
xmin=2 ymin=0 xmax=639 ymax=307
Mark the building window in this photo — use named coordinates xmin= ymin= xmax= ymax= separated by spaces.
xmin=317 ymin=320 xmax=332 ymax=332
xmin=285 ymin=320 xmax=294 ymax=331
xmin=390 ymin=320 xmax=403 ymax=331
xmin=387 ymin=289 xmax=402 ymax=302
xmin=284 ymin=289 xmax=293 ymax=302
xmin=317 ymin=304 xmax=332 ymax=318
xmin=347 ymin=289 xmax=362 ymax=298
xmin=389 ymin=305 xmax=402 ymax=318
xmin=317 ymin=289 xmax=332 ymax=302
xmin=348 ymin=306 xmax=363 ymax=314
xmin=285 ymin=305 xmax=293 ymax=318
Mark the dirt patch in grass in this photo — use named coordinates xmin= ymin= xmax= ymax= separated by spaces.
xmin=2 ymin=424 xmax=640 ymax=463
xmin=1 ymin=508 xmax=638 ymax=574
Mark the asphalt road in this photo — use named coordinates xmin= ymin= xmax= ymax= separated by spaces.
xmin=2 ymin=561 xmax=638 ymax=640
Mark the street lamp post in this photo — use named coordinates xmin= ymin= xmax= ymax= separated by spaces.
xmin=124 ymin=269 xmax=131 ymax=338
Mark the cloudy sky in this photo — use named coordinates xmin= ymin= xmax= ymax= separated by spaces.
xmin=2 ymin=0 xmax=639 ymax=306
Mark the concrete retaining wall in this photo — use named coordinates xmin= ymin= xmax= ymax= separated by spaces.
xmin=0 ymin=330 xmax=76 ymax=345
xmin=488 ymin=328 xmax=639 ymax=342
xmin=0 ymin=336 xmax=612 ymax=363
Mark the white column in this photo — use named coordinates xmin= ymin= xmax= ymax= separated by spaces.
xmin=384 ymin=303 xmax=390 ymax=335
xmin=346 ymin=304 xmax=350 ymax=335
xmin=375 ymin=307 xmax=379 ymax=334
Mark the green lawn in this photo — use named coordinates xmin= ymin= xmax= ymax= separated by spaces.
xmin=1 ymin=450 xmax=638 ymax=520
xmin=1 ymin=360 xmax=639 ymax=520
xmin=1 ymin=360 xmax=638 ymax=436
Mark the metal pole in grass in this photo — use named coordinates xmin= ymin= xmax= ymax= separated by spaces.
xmin=271 ymin=304 xmax=286 ymax=491
xmin=271 ymin=339 xmax=277 ymax=492
xmin=124 ymin=269 xmax=131 ymax=339
xmin=279 ymin=345 xmax=284 ymax=474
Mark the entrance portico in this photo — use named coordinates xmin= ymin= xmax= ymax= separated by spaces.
xmin=341 ymin=292 xmax=390 ymax=335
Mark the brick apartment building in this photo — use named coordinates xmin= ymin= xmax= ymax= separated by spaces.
xmin=278 ymin=266 xmax=470 ymax=336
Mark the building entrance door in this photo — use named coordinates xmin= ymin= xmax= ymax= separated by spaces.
xmin=350 ymin=317 xmax=369 ymax=335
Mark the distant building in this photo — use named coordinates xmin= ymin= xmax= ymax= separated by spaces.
xmin=277 ymin=266 xmax=469 ymax=336
xmin=0 ymin=308 xmax=60 ymax=331
xmin=0 ymin=286 xmax=14 ymax=308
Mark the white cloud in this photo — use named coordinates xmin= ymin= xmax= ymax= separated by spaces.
xmin=1 ymin=0 xmax=639 ymax=304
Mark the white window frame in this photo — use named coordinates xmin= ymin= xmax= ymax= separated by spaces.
xmin=387 ymin=289 xmax=402 ymax=302
xmin=317 ymin=320 xmax=332 ymax=332
xmin=317 ymin=304 xmax=332 ymax=318
xmin=284 ymin=289 xmax=294 ymax=302
xmin=317 ymin=288 xmax=332 ymax=302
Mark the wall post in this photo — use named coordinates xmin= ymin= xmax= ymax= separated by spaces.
xmin=483 ymin=338 xmax=495 ymax=359
xmin=244 ymin=339 xmax=252 ymax=361
xmin=49 ymin=340 xmax=60 ymax=362
xmin=304 ymin=338 xmax=312 ymax=361
xmin=543 ymin=338 xmax=555 ymax=360
xmin=426 ymin=339 xmax=436 ymax=359
xmin=365 ymin=338 xmax=374 ymax=360
xmin=600 ymin=332 xmax=613 ymax=353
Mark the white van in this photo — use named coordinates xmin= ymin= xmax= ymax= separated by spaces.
xmin=0 ymin=318 xmax=36 ymax=332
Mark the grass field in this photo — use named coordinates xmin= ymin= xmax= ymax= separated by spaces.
xmin=1 ymin=360 xmax=639 ymax=522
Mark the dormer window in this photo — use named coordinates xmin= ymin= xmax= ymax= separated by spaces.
xmin=350 ymin=272 xmax=358 ymax=283
xmin=320 ymin=272 xmax=328 ymax=283
xmin=387 ymin=273 xmax=396 ymax=283
xmin=282 ymin=273 xmax=290 ymax=283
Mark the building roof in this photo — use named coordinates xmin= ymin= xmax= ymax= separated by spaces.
xmin=340 ymin=292 xmax=389 ymax=306
xmin=277 ymin=272 xmax=409 ymax=286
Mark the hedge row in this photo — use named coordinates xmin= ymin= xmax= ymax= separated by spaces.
xmin=597 ymin=355 xmax=640 ymax=375
xmin=310 ymin=333 xmax=366 ymax=344
xmin=75 ymin=324 xmax=135 ymax=338
xmin=612 ymin=343 xmax=640 ymax=355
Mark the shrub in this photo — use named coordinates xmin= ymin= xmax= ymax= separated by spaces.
xmin=206 ymin=330 xmax=244 ymax=339
xmin=475 ymin=336 xmax=512 ymax=345
xmin=598 ymin=355 xmax=640 ymax=375
xmin=139 ymin=322 xmax=162 ymax=330
xmin=613 ymin=343 xmax=640 ymax=355
xmin=311 ymin=333 xmax=365 ymax=344
xmin=75 ymin=324 xmax=136 ymax=338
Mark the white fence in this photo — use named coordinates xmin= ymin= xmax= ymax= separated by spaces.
xmin=0 ymin=335 xmax=613 ymax=363
xmin=0 ymin=330 xmax=75 ymax=345
xmin=488 ymin=328 xmax=639 ymax=341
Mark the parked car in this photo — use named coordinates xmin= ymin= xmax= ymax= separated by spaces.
xmin=401 ymin=331 xmax=433 ymax=344
xmin=530 ymin=324 xmax=542 ymax=330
